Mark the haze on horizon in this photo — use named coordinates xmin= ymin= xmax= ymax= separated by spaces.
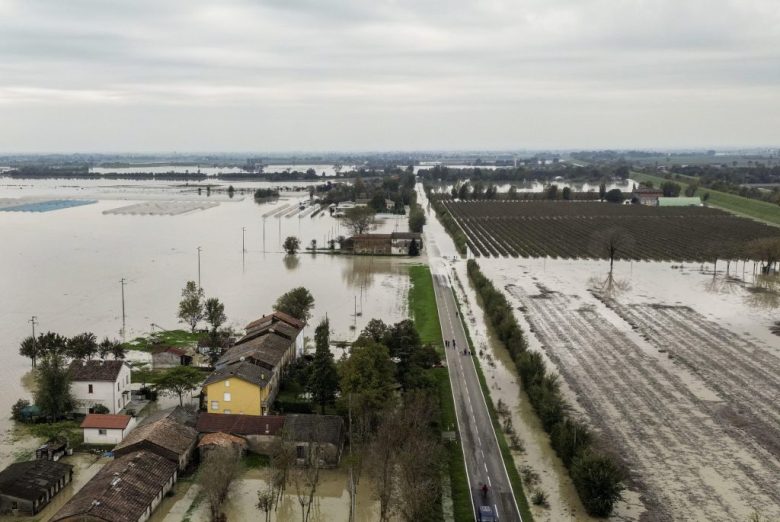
xmin=0 ymin=0 xmax=778 ymax=153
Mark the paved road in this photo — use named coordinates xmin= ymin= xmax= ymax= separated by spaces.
xmin=432 ymin=272 xmax=522 ymax=522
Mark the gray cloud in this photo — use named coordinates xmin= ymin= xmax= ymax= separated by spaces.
xmin=0 ymin=0 xmax=778 ymax=151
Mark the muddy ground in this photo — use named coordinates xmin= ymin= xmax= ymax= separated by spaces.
xmin=481 ymin=258 xmax=780 ymax=521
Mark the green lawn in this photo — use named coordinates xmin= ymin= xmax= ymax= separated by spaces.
xmin=121 ymin=329 xmax=202 ymax=353
xmin=631 ymin=171 xmax=780 ymax=226
xmin=409 ymin=264 xmax=472 ymax=522
xmin=409 ymin=264 xmax=444 ymax=351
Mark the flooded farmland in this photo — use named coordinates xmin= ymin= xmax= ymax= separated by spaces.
xmin=0 ymin=177 xmax=413 ymax=462
xmin=478 ymin=257 xmax=780 ymax=521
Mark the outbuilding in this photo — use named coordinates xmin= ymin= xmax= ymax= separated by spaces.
xmin=80 ymin=414 xmax=136 ymax=445
xmin=0 ymin=460 xmax=73 ymax=516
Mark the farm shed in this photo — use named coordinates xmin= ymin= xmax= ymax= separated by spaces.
xmin=0 ymin=460 xmax=73 ymax=516
xmin=657 ymin=197 xmax=702 ymax=207
xmin=343 ymin=232 xmax=423 ymax=255
xmin=36 ymin=436 xmax=70 ymax=461
xmin=112 ymin=406 xmax=197 ymax=470
xmin=50 ymin=450 xmax=177 ymax=522
xmin=285 ymin=414 xmax=346 ymax=468
xmin=631 ymin=187 xmax=663 ymax=205
xmin=197 ymin=432 xmax=248 ymax=459
xmin=80 ymin=414 xmax=136 ymax=445
xmin=151 ymin=346 xmax=193 ymax=369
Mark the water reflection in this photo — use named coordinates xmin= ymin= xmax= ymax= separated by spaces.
xmin=588 ymin=272 xmax=631 ymax=298
xmin=745 ymin=274 xmax=780 ymax=309
xmin=283 ymin=255 xmax=300 ymax=271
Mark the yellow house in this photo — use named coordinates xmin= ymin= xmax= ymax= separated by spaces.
xmin=204 ymin=312 xmax=303 ymax=415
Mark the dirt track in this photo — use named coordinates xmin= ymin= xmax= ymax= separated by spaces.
xmin=506 ymin=283 xmax=780 ymax=521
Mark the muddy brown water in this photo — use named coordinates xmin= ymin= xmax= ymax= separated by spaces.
xmin=0 ymin=178 xmax=412 ymax=467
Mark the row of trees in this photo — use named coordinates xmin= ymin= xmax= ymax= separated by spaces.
xmin=467 ymin=260 xmax=625 ymax=516
xmin=19 ymin=331 xmax=125 ymax=368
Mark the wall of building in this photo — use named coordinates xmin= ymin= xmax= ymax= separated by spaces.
xmin=83 ymin=418 xmax=136 ymax=445
xmin=152 ymin=352 xmax=180 ymax=370
xmin=206 ymin=377 xmax=267 ymax=415
xmin=71 ymin=364 xmax=131 ymax=414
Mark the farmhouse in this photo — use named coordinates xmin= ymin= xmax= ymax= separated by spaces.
xmin=204 ymin=312 xmax=304 ymax=415
xmin=151 ymin=346 xmax=192 ymax=369
xmin=69 ymin=359 xmax=131 ymax=414
xmin=0 ymin=460 xmax=73 ymax=516
xmin=195 ymin=412 xmax=345 ymax=466
xmin=112 ymin=406 xmax=197 ymax=470
xmin=344 ymin=232 xmax=423 ymax=255
xmin=631 ymin=187 xmax=664 ymax=206
xmin=80 ymin=414 xmax=136 ymax=445
xmin=50 ymin=450 xmax=177 ymax=522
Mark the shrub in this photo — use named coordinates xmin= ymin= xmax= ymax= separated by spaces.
xmin=92 ymin=404 xmax=110 ymax=414
xmin=11 ymin=399 xmax=30 ymax=422
xmin=532 ymin=489 xmax=549 ymax=508
xmin=571 ymin=452 xmax=625 ymax=517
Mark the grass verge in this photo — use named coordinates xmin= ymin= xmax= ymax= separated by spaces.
xmin=121 ymin=329 xmax=202 ymax=352
xmin=631 ymin=171 xmax=780 ymax=226
xmin=409 ymin=264 xmax=444 ymax=351
xmin=409 ymin=264 xmax=472 ymax=522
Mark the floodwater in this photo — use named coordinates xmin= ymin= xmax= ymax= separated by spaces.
xmin=0 ymin=177 xmax=412 ymax=462
xmin=152 ymin=467 xmax=384 ymax=522
xmin=89 ymin=164 xmax=358 ymax=177
xmin=424 ymin=179 xmax=639 ymax=194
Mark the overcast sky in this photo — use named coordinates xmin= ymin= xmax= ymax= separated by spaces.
xmin=0 ymin=0 xmax=778 ymax=152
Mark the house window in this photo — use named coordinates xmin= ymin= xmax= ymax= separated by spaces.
xmin=98 ymin=429 xmax=107 ymax=435
xmin=223 ymin=392 xmax=231 ymax=402
xmin=117 ymin=382 xmax=120 ymax=391
xmin=211 ymin=401 xmax=219 ymax=410
xmin=296 ymin=445 xmax=306 ymax=459
xmin=225 ymin=380 xmax=230 ymax=387
xmin=224 ymin=409 xmax=231 ymax=414
xmin=88 ymin=384 xmax=93 ymax=394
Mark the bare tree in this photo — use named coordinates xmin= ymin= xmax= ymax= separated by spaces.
xmin=368 ymin=408 xmax=402 ymax=522
xmin=291 ymin=439 xmax=322 ymax=522
xmin=200 ymin=446 xmax=242 ymax=522
xmin=256 ymin=469 xmax=278 ymax=522
xmin=590 ymin=228 xmax=634 ymax=275
xmin=271 ymin=430 xmax=296 ymax=506
xmin=346 ymin=394 xmax=372 ymax=522
xmin=342 ymin=206 xmax=376 ymax=236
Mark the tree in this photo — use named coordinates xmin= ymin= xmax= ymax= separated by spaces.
xmin=457 ymin=183 xmax=470 ymax=200
xmin=546 ymin=185 xmax=559 ymax=200
xmin=34 ymin=351 xmax=73 ymax=420
xmin=599 ymin=182 xmax=607 ymax=202
xmin=343 ymin=206 xmax=376 ymax=236
xmin=591 ymin=228 xmax=634 ymax=274
xmin=745 ymin=237 xmax=780 ymax=273
xmin=408 ymin=205 xmax=426 ymax=233
xmin=200 ymin=446 xmax=242 ymax=522
xmin=562 ymin=186 xmax=572 ymax=200
xmin=66 ymin=332 xmax=98 ymax=360
xmin=338 ymin=341 xmax=396 ymax=429
xmin=34 ymin=332 xmax=68 ymax=358
xmin=204 ymin=297 xmax=227 ymax=334
xmin=153 ymin=366 xmax=203 ymax=406
xmin=11 ymin=399 xmax=30 ymax=421
xmin=507 ymin=185 xmax=518 ymax=199
xmin=284 ymin=236 xmax=301 ymax=255
xmin=256 ymin=473 xmax=278 ymax=522
xmin=178 ymin=281 xmax=204 ymax=332
xmin=604 ymin=189 xmax=624 ymax=203
xmin=274 ymin=287 xmax=315 ymax=322
xmin=661 ymin=181 xmax=682 ymax=197
xmin=19 ymin=336 xmax=39 ymax=368
xmin=408 ymin=238 xmax=420 ymax=257
xmin=307 ymin=319 xmax=339 ymax=414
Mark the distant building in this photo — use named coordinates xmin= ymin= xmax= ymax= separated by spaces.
xmin=344 ymin=232 xmax=423 ymax=255
xmin=80 ymin=414 xmax=137 ymax=445
xmin=204 ymin=312 xmax=304 ymax=415
xmin=69 ymin=360 xmax=131 ymax=414
xmin=630 ymin=187 xmax=664 ymax=206
xmin=112 ymin=406 xmax=197 ymax=470
xmin=50 ymin=450 xmax=176 ymax=522
xmin=151 ymin=346 xmax=193 ymax=369
xmin=0 ymin=460 xmax=73 ymax=516
xmin=657 ymin=196 xmax=702 ymax=207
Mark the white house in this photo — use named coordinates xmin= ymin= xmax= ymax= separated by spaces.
xmin=69 ymin=360 xmax=132 ymax=414
xmin=80 ymin=414 xmax=136 ymax=445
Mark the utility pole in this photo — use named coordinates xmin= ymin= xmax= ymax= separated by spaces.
xmin=120 ymin=278 xmax=126 ymax=336
xmin=242 ymin=227 xmax=246 ymax=252
xmin=197 ymin=246 xmax=202 ymax=288
xmin=29 ymin=315 xmax=38 ymax=340
xmin=262 ymin=217 xmax=266 ymax=253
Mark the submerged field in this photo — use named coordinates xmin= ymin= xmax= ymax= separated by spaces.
xmin=442 ymin=200 xmax=780 ymax=260
xmin=480 ymin=258 xmax=780 ymax=521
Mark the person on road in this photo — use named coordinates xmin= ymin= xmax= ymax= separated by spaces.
xmin=481 ymin=483 xmax=489 ymax=500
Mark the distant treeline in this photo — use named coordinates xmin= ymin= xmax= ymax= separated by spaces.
xmin=416 ymin=164 xmax=629 ymax=183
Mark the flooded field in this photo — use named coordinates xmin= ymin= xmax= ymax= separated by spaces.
xmin=480 ymin=258 xmax=780 ymax=521
xmin=0 ymin=178 xmax=412 ymax=464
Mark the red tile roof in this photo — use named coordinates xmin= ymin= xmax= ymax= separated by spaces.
xmin=196 ymin=413 xmax=285 ymax=436
xmin=80 ymin=414 xmax=132 ymax=430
